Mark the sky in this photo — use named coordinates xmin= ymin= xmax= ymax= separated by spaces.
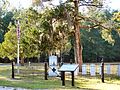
xmin=9 ymin=0 xmax=120 ymax=10
xmin=9 ymin=0 xmax=32 ymax=9
xmin=108 ymin=0 xmax=120 ymax=10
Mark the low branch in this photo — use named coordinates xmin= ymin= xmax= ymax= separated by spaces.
xmin=79 ymin=24 xmax=99 ymax=29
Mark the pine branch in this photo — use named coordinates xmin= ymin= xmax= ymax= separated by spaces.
xmin=79 ymin=24 xmax=99 ymax=29
xmin=78 ymin=15 xmax=113 ymax=30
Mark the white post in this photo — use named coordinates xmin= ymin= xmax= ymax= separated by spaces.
xmin=17 ymin=20 xmax=20 ymax=74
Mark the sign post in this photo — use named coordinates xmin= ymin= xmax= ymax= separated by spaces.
xmin=12 ymin=61 xmax=15 ymax=79
xmin=71 ymin=71 xmax=74 ymax=86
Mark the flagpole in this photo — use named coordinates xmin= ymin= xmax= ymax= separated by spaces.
xmin=17 ymin=37 xmax=20 ymax=74
xmin=17 ymin=20 xmax=20 ymax=74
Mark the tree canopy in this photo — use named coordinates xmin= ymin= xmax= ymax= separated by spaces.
xmin=0 ymin=0 xmax=120 ymax=64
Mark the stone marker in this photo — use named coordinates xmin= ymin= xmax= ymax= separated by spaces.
xmin=90 ymin=64 xmax=96 ymax=76
xmin=106 ymin=64 xmax=111 ymax=75
xmin=118 ymin=64 xmax=120 ymax=76
xmin=82 ymin=64 xmax=86 ymax=75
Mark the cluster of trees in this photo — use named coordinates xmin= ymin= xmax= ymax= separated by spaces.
xmin=81 ymin=9 xmax=120 ymax=62
xmin=0 ymin=0 xmax=120 ymax=67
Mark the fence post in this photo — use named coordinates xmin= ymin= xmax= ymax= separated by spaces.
xmin=44 ymin=61 xmax=48 ymax=80
xmin=101 ymin=58 xmax=104 ymax=83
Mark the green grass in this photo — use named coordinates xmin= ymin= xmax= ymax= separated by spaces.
xmin=0 ymin=63 xmax=120 ymax=90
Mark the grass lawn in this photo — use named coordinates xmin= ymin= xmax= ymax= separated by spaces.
xmin=0 ymin=63 xmax=120 ymax=90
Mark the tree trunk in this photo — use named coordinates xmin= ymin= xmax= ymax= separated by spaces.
xmin=74 ymin=0 xmax=83 ymax=72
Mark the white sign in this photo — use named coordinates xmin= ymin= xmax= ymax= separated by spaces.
xmin=82 ymin=64 xmax=86 ymax=75
xmin=59 ymin=64 xmax=79 ymax=72
xmin=90 ymin=64 xmax=96 ymax=76
xmin=118 ymin=64 xmax=120 ymax=76
xmin=106 ymin=64 xmax=111 ymax=75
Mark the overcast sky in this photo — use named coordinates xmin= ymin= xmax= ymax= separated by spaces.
xmin=108 ymin=0 xmax=120 ymax=10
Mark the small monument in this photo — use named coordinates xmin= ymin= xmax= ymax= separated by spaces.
xmin=82 ymin=64 xmax=87 ymax=75
xmin=90 ymin=64 xmax=96 ymax=76
xmin=118 ymin=64 xmax=120 ymax=76
xmin=48 ymin=55 xmax=59 ymax=76
xmin=106 ymin=64 xmax=111 ymax=75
